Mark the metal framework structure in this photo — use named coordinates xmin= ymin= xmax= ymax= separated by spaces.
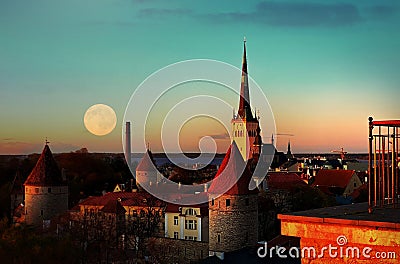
xmin=368 ymin=117 xmax=400 ymax=213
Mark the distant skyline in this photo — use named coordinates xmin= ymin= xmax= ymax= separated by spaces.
xmin=1 ymin=0 xmax=400 ymax=154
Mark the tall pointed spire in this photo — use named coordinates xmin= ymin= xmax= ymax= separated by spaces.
xmin=286 ymin=139 xmax=293 ymax=159
xmin=238 ymin=37 xmax=254 ymax=120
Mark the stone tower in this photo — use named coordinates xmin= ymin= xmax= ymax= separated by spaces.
xmin=24 ymin=144 xmax=68 ymax=227
xmin=208 ymin=142 xmax=258 ymax=259
xmin=232 ymin=39 xmax=260 ymax=161
xmin=136 ymin=149 xmax=162 ymax=187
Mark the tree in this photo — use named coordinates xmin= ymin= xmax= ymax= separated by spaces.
xmin=0 ymin=217 xmax=80 ymax=263
xmin=125 ymin=196 xmax=166 ymax=261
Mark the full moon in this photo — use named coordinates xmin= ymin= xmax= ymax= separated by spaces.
xmin=84 ymin=104 xmax=117 ymax=136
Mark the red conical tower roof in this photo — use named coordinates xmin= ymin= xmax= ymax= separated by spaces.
xmin=136 ymin=149 xmax=157 ymax=171
xmin=209 ymin=141 xmax=258 ymax=195
xmin=24 ymin=144 xmax=64 ymax=186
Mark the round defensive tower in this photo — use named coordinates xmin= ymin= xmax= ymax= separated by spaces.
xmin=24 ymin=144 xmax=68 ymax=227
xmin=136 ymin=149 xmax=161 ymax=187
xmin=208 ymin=142 xmax=258 ymax=259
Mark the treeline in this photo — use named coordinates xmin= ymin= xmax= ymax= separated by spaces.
xmin=0 ymin=151 xmax=133 ymax=219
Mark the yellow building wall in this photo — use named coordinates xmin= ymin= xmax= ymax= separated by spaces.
xmin=165 ymin=207 xmax=202 ymax=241
xmin=232 ymin=120 xmax=248 ymax=160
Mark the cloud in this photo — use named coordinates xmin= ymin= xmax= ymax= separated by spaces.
xmin=0 ymin=140 xmax=80 ymax=155
xmin=205 ymin=2 xmax=363 ymax=27
xmin=0 ymin=141 xmax=42 ymax=155
xmin=207 ymin=133 xmax=230 ymax=140
xmin=139 ymin=8 xmax=192 ymax=18
xmin=141 ymin=1 xmax=398 ymax=28
xmin=364 ymin=5 xmax=398 ymax=19
xmin=108 ymin=0 xmax=398 ymax=28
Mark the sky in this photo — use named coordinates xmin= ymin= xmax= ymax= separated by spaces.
xmin=1 ymin=0 xmax=399 ymax=154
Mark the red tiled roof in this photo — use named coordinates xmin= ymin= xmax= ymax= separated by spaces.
xmin=312 ymin=169 xmax=355 ymax=188
xmin=79 ymin=191 xmax=165 ymax=208
xmin=101 ymin=200 xmax=126 ymax=214
xmin=267 ymin=172 xmax=307 ymax=190
xmin=208 ymin=142 xmax=258 ymax=196
xmin=24 ymin=145 xmax=65 ymax=186
xmin=165 ymin=202 xmax=208 ymax=216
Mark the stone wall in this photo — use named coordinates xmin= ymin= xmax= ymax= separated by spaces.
xmin=209 ymin=193 xmax=258 ymax=253
xmin=25 ymin=185 xmax=68 ymax=226
xmin=281 ymin=218 xmax=400 ymax=263
xmin=150 ymin=237 xmax=209 ymax=263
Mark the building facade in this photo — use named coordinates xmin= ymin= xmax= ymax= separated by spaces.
xmin=164 ymin=204 xmax=209 ymax=242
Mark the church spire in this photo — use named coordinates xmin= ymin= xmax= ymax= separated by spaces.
xmin=287 ymin=140 xmax=293 ymax=159
xmin=238 ymin=37 xmax=254 ymax=120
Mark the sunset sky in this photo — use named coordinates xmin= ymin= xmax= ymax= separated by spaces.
xmin=1 ymin=0 xmax=399 ymax=154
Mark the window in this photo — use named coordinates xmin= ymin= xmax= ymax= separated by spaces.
xmin=173 ymin=216 xmax=179 ymax=225
xmin=48 ymin=188 xmax=51 ymax=193
xmin=226 ymin=199 xmax=230 ymax=207
xmin=354 ymin=182 xmax=357 ymax=187
xmin=185 ymin=236 xmax=197 ymax=241
xmin=217 ymin=234 xmax=221 ymax=243
xmin=185 ymin=219 xmax=197 ymax=230
xmin=245 ymin=198 xmax=249 ymax=206
xmin=35 ymin=188 xmax=39 ymax=194
xmin=174 ymin=232 xmax=179 ymax=239
xmin=185 ymin=208 xmax=195 ymax=215
xmin=211 ymin=199 xmax=214 ymax=206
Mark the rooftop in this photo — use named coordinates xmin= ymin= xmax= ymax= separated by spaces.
xmin=24 ymin=144 xmax=65 ymax=186
xmin=278 ymin=202 xmax=400 ymax=230
xmin=312 ymin=169 xmax=355 ymax=188
xmin=79 ymin=191 xmax=165 ymax=208
xmin=208 ymin=142 xmax=258 ymax=196
xmin=267 ymin=172 xmax=307 ymax=190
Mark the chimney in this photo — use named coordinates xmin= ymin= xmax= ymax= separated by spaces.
xmin=125 ymin=121 xmax=132 ymax=166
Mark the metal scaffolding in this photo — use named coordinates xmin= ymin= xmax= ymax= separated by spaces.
xmin=368 ymin=117 xmax=400 ymax=213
